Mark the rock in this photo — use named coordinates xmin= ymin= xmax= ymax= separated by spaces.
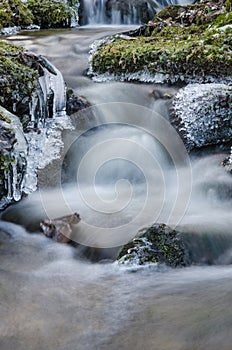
xmin=0 ymin=40 xmax=72 ymax=208
xmin=0 ymin=0 xmax=78 ymax=30
xmin=0 ymin=107 xmax=27 ymax=209
xmin=117 ymin=222 xmax=232 ymax=267
xmin=66 ymin=89 xmax=90 ymax=115
xmin=222 ymin=148 xmax=232 ymax=174
xmin=89 ymin=0 xmax=232 ymax=84
xmin=40 ymin=213 xmax=81 ymax=243
xmin=117 ymin=223 xmax=189 ymax=267
xmin=171 ymin=83 xmax=232 ymax=151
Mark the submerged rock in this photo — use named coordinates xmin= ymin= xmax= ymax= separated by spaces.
xmin=117 ymin=224 xmax=189 ymax=267
xmin=66 ymin=89 xmax=90 ymax=115
xmin=40 ymin=213 xmax=81 ymax=243
xmin=117 ymin=222 xmax=232 ymax=267
xmin=171 ymin=83 xmax=232 ymax=151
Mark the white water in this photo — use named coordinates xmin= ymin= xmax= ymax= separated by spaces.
xmin=80 ymin=0 xmax=194 ymax=25
xmin=1 ymin=26 xmax=232 ymax=349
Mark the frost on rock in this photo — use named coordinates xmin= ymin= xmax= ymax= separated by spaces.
xmin=0 ymin=26 xmax=21 ymax=36
xmin=0 ymin=56 xmax=73 ymax=208
xmin=117 ymin=237 xmax=158 ymax=266
xmin=24 ymin=58 xmax=73 ymax=194
xmin=117 ymin=223 xmax=188 ymax=267
xmin=171 ymin=83 xmax=232 ymax=151
xmin=0 ymin=107 xmax=27 ymax=209
xmin=88 ymin=36 xmax=232 ymax=85
xmin=23 ymin=115 xmax=73 ymax=194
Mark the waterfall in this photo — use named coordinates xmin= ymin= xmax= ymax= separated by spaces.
xmin=79 ymin=0 xmax=194 ymax=25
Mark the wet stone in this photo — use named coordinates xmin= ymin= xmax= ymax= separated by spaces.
xmin=40 ymin=213 xmax=81 ymax=244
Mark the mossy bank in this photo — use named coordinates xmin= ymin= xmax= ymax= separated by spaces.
xmin=0 ymin=0 xmax=78 ymax=30
xmin=90 ymin=0 xmax=232 ymax=83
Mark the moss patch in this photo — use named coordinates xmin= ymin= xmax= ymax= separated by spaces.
xmin=117 ymin=224 xmax=189 ymax=267
xmin=0 ymin=0 xmax=77 ymax=29
xmin=27 ymin=0 xmax=73 ymax=28
xmin=0 ymin=40 xmax=38 ymax=121
xmin=91 ymin=0 xmax=232 ymax=83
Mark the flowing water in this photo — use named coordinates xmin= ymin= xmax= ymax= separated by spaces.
xmin=79 ymin=0 xmax=194 ymax=25
xmin=1 ymin=26 xmax=232 ymax=349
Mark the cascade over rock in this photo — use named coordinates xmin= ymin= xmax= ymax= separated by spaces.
xmin=79 ymin=0 xmax=193 ymax=25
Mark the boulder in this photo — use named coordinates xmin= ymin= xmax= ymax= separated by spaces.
xmin=171 ymin=83 xmax=232 ymax=151
xmin=117 ymin=223 xmax=232 ymax=267
xmin=117 ymin=223 xmax=188 ymax=267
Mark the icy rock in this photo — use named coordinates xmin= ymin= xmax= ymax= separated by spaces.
xmin=0 ymin=107 xmax=27 ymax=209
xmin=117 ymin=223 xmax=188 ymax=267
xmin=171 ymin=83 xmax=232 ymax=151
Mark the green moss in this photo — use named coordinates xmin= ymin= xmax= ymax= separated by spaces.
xmin=156 ymin=5 xmax=180 ymax=20
xmin=27 ymin=0 xmax=73 ymax=28
xmin=0 ymin=40 xmax=38 ymax=121
xmin=91 ymin=1 xmax=232 ymax=82
xmin=117 ymin=224 xmax=188 ymax=267
xmin=0 ymin=0 xmax=77 ymax=29
xmin=8 ymin=0 xmax=34 ymax=26
xmin=0 ymin=1 xmax=12 ymax=29
xmin=225 ymin=0 xmax=232 ymax=12
xmin=0 ymin=110 xmax=11 ymax=124
xmin=212 ymin=11 xmax=232 ymax=27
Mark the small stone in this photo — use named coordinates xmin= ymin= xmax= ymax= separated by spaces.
xmin=40 ymin=213 xmax=81 ymax=244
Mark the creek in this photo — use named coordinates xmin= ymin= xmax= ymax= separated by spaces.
xmin=1 ymin=25 xmax=232 ymax=350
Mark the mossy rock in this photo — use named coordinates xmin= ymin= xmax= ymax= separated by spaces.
xmin=117 ymin=222 xmax=232 ymax=267
xmin=117 ymin=224 xmax=189 ymax=267
xmin=8 ymin=0 xmax=34 ymax=27
xmin=0 ymin=0 xmax=76 ymax=29
xmin=156 ymin=5 xmax=181 ymax=21
xmin=0 ymin=40 xmax=38 ymax=123
xmin=0 ymin=1 xmax=12 ymax=28
xmin=27 ymin=0 xmax=73 ymax=28
xmin=90 ymin=0 xmax=232 ymax=83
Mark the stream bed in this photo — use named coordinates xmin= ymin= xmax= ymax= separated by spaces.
xmin=1 ymin=26 xmax=232 ymax=350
